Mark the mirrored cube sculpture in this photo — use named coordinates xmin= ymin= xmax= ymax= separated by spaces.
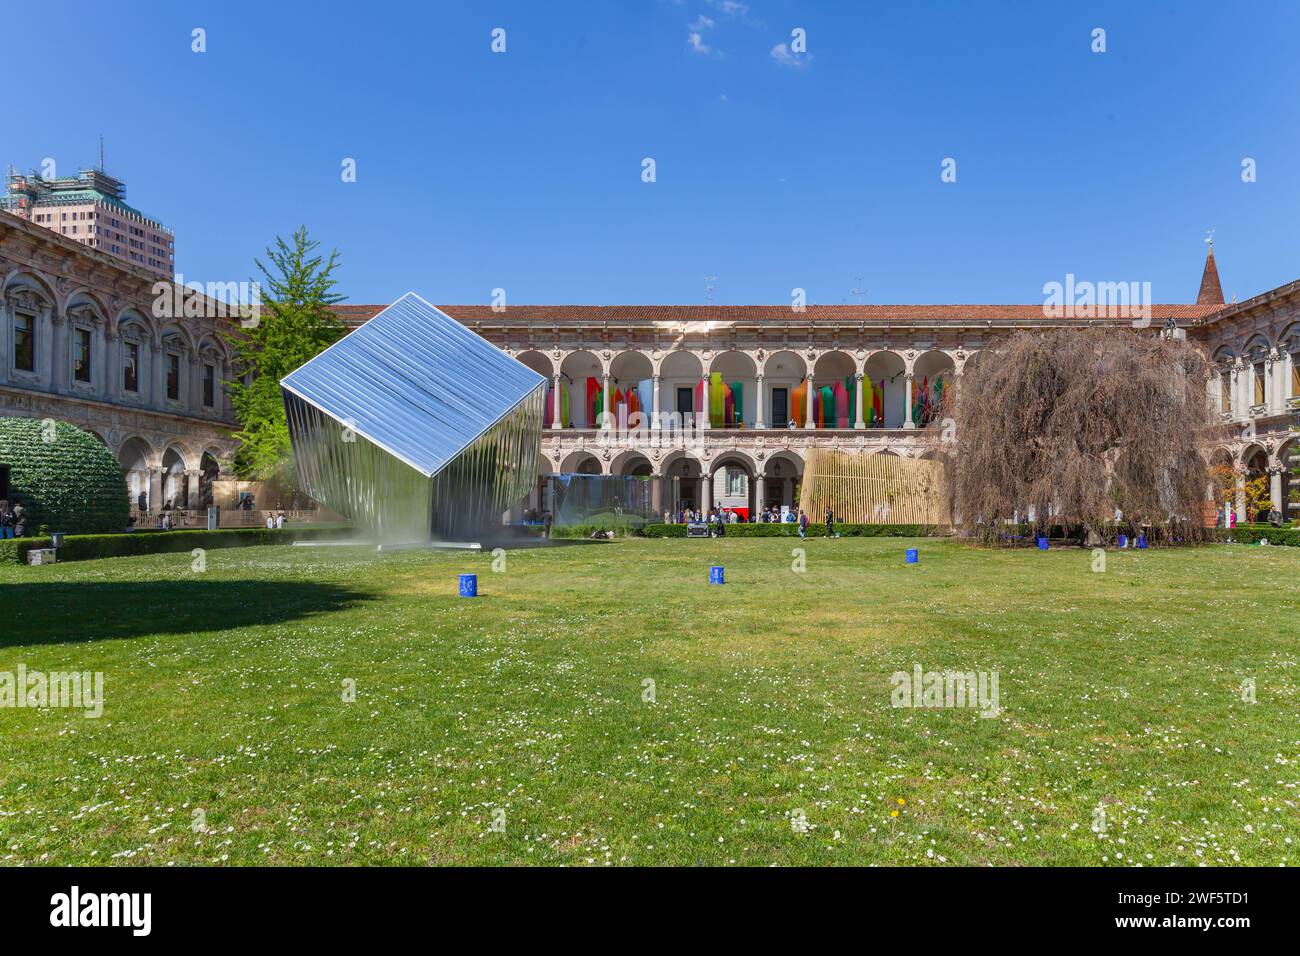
xmin=281 ymin=293 xmax=546 ymax=541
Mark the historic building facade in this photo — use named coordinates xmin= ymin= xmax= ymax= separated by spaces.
xmin=0 ymin=209 xmax=238 ymax=513
xmin=342 ymin=249 xmax=1297 ymax=522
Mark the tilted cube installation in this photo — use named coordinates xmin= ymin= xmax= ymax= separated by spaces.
xmin=281 ymin=293 xmax=546 ymax=542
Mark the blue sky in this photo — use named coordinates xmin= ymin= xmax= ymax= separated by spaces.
xmin=6 ymin=0 xmax=1298 ymax=305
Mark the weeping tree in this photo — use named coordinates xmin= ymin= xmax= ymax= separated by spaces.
xmin=935 ymin=329 xmax=1216 ymax=545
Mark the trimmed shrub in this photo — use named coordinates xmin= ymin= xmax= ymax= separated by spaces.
xmin=0 ymin=417 xmax=129 ymax=533
xmin=641 ymin=522 xmax=942 ymax=539
xmin=0 ymin=526 xmax=342 ymax=566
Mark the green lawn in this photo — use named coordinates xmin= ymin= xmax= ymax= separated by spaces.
xmin=1 ymin=537 xmax=1297 ymax=866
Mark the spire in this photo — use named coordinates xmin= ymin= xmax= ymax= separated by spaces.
xmin=1197 ymin=241 xmax=1224 ymax=305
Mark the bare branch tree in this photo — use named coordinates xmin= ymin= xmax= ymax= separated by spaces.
xmin=932 ymin=329 xmax=1216 ymax=546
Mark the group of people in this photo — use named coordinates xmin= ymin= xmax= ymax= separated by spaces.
xmin=0 ymin=500 xmax=28 ymax=538
xmin=664 ymin=506 xmax=799 ymax=525
xmin=264 ymin=512 xmax=289 ymax=530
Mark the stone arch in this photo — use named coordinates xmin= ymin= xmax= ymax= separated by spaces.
xmin=759 ymin=450 xmax=804 ymax=513
xmin=559 ymin=449 xmax=603 ymax=474
xmin=117 ymin=436 xmax=156 ymax=511
xmin=808 ymin=351 xmax=856 ymax=428
xmin=560 ymin=350 xmax=604 ymax=428
xmin=658 ymin=349 xmax=705 ymax=424
xmin=660 ymin=449 xmax=704 ymax=514
xmin=912 ymin=350 xmax=957 ymax=428
xmin=198 ymin=449 xmax=222 ymax=510
xmin=708 ymin=450 xmax=758 ymax=519
xmin=160 ymin=444 xmax=192 ymax=509
xmin=759 ymin=349 xmax=807 ymax=429
xmin=610 ymin=449 xmax=653 ymax=477
xmin=864 ymin=350 xmax=907 ymax=428
xmin=708 ymin=350 xmax=758 ymax=428
xmin=514 ymin=349 xmax=553 ymax=378
xmin=2 ymin=269 xmax=57 ymax=305
xmin=61 ymin=287 xmax=111 ymax=320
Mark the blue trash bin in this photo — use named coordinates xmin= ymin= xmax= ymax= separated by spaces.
xmin=709 ymin=565 xmax=725 ymax=585
xmin=1036 ymin=536 xmax=1049 ymax=550
xmin=1117 ymin=534 xmax=1128 ymax=549
xmin=905 ymin=548 xmax=919 ymax=564
xmin=1137 ymin=535 xmax=1148 ymax=549
xmin=458 ymin=573 xmax=478 ymax=597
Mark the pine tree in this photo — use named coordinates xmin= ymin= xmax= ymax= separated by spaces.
xmin=225 ymin=227 xmax=344 ymax=489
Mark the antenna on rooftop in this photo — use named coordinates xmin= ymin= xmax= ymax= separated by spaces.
xmin=703 ymin=275 xmax=717 ymax=306
xmin=99 ymin=135 xmax=104 ymax=172
xmin=850 ymin=276 xmax=866 ymax=301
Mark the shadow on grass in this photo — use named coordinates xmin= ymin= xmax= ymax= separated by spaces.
xmin=3 ymin=579 xmax=374 ymax=647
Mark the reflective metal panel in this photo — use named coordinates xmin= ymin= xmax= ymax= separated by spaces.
xmin=282 ymin=293 xmax=546 ymax=478
xmin=281 ymin=293 xmax=546 ymax=542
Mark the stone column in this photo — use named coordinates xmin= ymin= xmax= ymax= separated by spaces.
xmin=701 ymin=374 xmax=711 ymax=430
xmin=700 ymin=472 xmax=712 ymax=512
xmin=651 ymin=374 xmax=661 ymax=430
xmin=755 ymin=473 xmax=766 ymax=512
xmin=1269 ymin=465 xmax=1285 ymax=514
xmin=903 ymin=372 xmax=915 ymax=429
xmin=50 ymin=311 xmax=68 ymax=393
xmin=1234 ymin=465 xmax=1246 ymax=523
xmin=602 ymin=373 xmax=611 ymax=430
xmin=185 ymin=469 xmax=201 ymax=510
xmin=551 ymin=374 xmax=562 ymax=429
xmin=804 ymin=375 xmax=815 ymax=429
xmin=754 ymin=373 xmax=765 ymax=429
xmin=190 ymin=352 xmax=204 ymax=414
xmin=1283 ymin=351 xmax=1295 ymax=407
xmin=650 ymin=472 xmax=663 ymax=513
xmin=148 ymin=467 xmax=164 ymax=514
xmin=854 ymin=373 xmax=865 ymax=429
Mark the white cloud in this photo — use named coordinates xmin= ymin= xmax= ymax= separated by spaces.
xmin=689 ymin=14 xmax=715 ymax=31
xmin=770 ymin=42 xmax=810 ymax=67
xmin=687 ymin=32 xmax=712 ymax=54
xmin=708 ymin=0 xmax=749 ymax=16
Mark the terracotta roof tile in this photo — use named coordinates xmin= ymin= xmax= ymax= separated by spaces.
xmin=332 ymin=303 xmax=1223 ymax=327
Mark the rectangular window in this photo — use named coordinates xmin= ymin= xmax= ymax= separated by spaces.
xmin=1220 ymin=374 xmax=1231 ymax=412
xmin=203 ymin=363 xmax=215 ymax=407
xmin=74 ymin=328 xmax=92 ymax=382
xmin=124 ymin=342 xmax=139 ymax=392
xmin=676 ymin=387 xmax=693 ymax=416
xmin=13 ymin=314 xmax=35 ymax=372
xmin=166 ymin=353 xmax=180 ymax=400
xmin=1254 ymin=363 xmax=1266 ymax=405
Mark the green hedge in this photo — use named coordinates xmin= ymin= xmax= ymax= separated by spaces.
xmin=0 ymin=417 xmax=129 ymax=533
xmin=641 ymin=522 xmax=941 ymax=538
xmin=1219 ymin=527 xmax=1300 ymax=547
xmin=0 ymin=526 xmax=341 ymax=566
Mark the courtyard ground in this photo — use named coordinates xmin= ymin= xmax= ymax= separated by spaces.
xmin=1 ymin=536 xmax=1296 ymax=866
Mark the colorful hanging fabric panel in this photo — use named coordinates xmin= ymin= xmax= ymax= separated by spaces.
xmin=834 ymin=380 xmax=849 ymax=428
xmin=844 ymin=375 xmax=855 ymax=426
xmin=543 ymin=384 xmax=554 ymax=428
xmin=636 ymin=378 xmax=653 ymax=422
xmin=729 ymin=381 xmax=743 ymax=427
xmin=709 ymin=372 xmax=725 ymax=428
xmin=812 ymin=384 xmax=821 ymax=427
xmin=820 ymin=386 xmax=835 ymax=428
xmin=695 ymin=378 xmax=704 ymax=423
xmin=561 ymin=381 xmax=570 ymax=427
xmin=874 ymin=379 xmax=884 ymax=425
xmin=792 ymin=381 xmax=807 ymax=427
xmin=586 ymin=377 xmax=599 ymax=427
